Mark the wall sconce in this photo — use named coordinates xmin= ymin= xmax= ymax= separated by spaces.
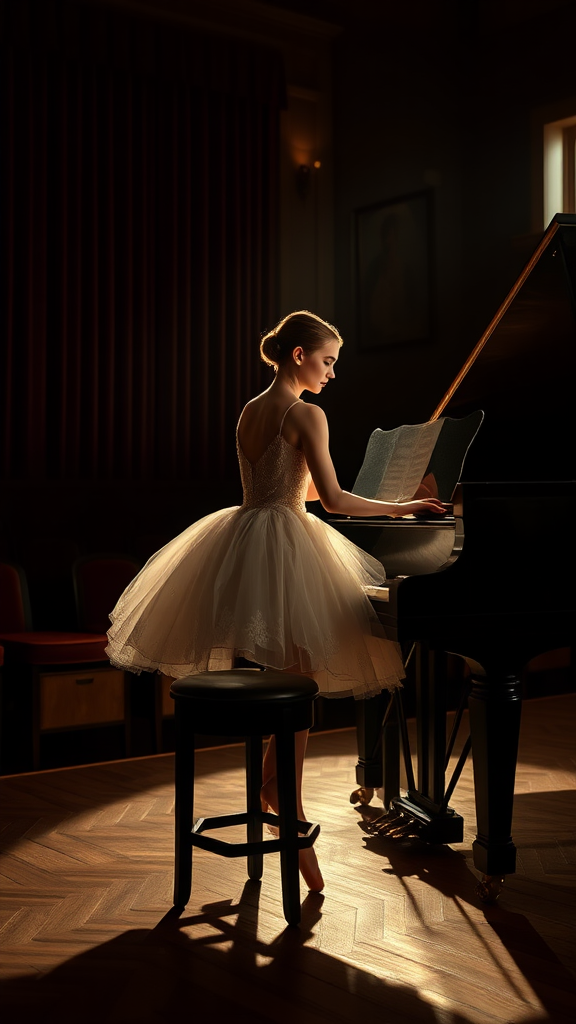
xmin=295 ymin=160 xmax=321 ymax=200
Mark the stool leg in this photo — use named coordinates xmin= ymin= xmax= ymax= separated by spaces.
xmin=173 ymin=702 xmax=194 ymax=908
xmin=275 ymin=728 xmax=301 ymax=927
xmin=246 ymin=735 xmax=263 ymax=881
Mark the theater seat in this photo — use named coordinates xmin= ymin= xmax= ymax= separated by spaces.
xmin=0 ymin=561 xmax=128 ymax=771
xmin=0 ymin=631 xmax=108 ymax=664
xmin=73 ymin=554 xmax=165 ymax=753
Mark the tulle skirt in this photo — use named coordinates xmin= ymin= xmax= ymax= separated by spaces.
xmin=106 ymin=504 xmax=404 ymax=698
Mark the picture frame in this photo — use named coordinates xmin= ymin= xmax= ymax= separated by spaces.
xmin=354 ymin=190 xmax=434 ymax=351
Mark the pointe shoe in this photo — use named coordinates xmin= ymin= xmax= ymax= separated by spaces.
xmin=299 ymin=846 xmax=324 ymax=892
xmin=261 ymin=789 xmax=323 ymax=889
xmin=265 ymin=812 xmax=324 ymax=890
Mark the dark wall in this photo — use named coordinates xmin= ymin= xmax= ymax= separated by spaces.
xmin=3 ymin=0 xmax=575 ymax=624
xmin=327 ymin=0 xmax=576 ymax=485
xmin=0 ymin=0 xmax=283 ymax=623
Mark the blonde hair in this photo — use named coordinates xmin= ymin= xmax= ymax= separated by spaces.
xmin=260 ymin=310 xmax=343 ymax=369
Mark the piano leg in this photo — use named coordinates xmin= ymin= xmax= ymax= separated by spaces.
xmin=382 ymin=693 xmax=400 ymax=809
xmin=467 ymin=664 xmax=522 ymax=885
xmin=391 ymin=645 xmax=464 ymax=843
xmin=353 ymin=692 xmax=400 ymax=809
xmin=415 ymin=645 xmax=447 ymax=805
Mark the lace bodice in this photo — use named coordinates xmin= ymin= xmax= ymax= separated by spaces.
xmin=237 ymin=433 xmax=310 ymax=513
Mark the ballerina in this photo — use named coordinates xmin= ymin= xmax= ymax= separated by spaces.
xmin=107 ymin=310 xmax=448 ymax=892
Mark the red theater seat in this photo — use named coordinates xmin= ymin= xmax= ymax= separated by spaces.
xmin=73 ymin=554 xmax=166 ymax=753
xmin=0 ymin=632 xmax=108 ymax=664
xmin=0 ymin=562 xmax=128 ymax=771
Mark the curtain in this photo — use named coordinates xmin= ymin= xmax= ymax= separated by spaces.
xmin=0 ymin=0 xmax=284 ymax=481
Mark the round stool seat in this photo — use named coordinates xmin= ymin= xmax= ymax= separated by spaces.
xmin=170 ymin=670 xmax=319 ymax=735
xmin=171 ymin=669 xmax=318 ymax=701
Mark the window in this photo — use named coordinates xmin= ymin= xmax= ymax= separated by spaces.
xmin=543 ymin=115 xmax=576 ymax=226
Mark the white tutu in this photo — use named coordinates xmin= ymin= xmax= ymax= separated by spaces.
xmin=107 ymin=429 xmax=405 ymax=698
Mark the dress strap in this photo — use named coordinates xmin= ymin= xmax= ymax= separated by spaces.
xmin=279 ymin=400 xmax=301 ymax=435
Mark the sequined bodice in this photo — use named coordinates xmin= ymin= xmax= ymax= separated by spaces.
xmin=237 ymin=433 xmax=310 ymax=513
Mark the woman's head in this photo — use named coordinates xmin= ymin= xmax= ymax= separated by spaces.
xmin=260 ymin=310 xmax=343 ymax=370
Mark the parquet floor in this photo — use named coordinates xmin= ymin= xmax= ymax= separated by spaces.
xmin=1 ymin=694 xmax=575 ymax=1024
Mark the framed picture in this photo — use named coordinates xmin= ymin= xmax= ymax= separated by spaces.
xmin=355 ymin=190 xmax=434 ymax=350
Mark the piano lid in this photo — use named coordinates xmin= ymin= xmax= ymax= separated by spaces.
xmin=431 ymin=214 xmax=576 ymax=482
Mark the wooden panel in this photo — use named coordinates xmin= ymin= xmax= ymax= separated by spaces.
xmin=39 ymin=668 xmax=125 ymax=730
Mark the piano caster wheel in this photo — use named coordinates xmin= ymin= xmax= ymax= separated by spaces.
xmin=350 ymin=786 xmax=375 ymax=806
xmin=476 ymin=875 xmax=505 ymax=903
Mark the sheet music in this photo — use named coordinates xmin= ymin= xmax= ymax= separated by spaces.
xmin=352 ymin=420 xmax=443 ymax=502
xmin=352 ymin=412 xmax=484 ymax=503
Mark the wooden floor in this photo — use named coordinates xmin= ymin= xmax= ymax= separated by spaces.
xmin=1 ymin=694 xmax=575 ymax=1024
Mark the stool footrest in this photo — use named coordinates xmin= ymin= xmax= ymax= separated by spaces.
xmin=190 ymin=812 xmax=320 ymax=858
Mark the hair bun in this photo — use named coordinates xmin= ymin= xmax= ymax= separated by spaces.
xmin=260 ymin=310 xmax=342 ymax=370
xmin=260 ymin=332 xmax=281 ymax=367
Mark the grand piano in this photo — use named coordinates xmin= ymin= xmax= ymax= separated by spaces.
xmin=334 ymin=213 xmax=576 ymax=898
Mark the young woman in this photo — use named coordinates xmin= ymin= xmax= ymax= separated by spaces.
xmin=106 ymin=311 xmax=448 ymax=892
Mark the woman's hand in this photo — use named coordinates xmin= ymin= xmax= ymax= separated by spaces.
xmin=295 ymin=405 xmax=452 ymax=520
xmin=393 ymin=498 xmax=451 ymax=518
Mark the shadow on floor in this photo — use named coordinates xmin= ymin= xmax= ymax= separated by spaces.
xmin=357 ymin=812 xmax=576 ymax=1024
xmin=1 ymin=882 xmax=461 ymax=1024
xmin=2 ymin=870 xmax=575 ymax=1024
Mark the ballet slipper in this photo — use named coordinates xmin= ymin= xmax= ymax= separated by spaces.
xmin=299 ymin=846 xmax=324 ymax=892
xmin=261 ymin=781 xmax=324 ymax=889
xmin=267 ymin=819 xmax=324 ymax=890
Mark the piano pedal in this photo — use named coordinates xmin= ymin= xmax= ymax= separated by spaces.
xmin=388 ymin=820 xmax=421 ymax=839
xmin=366 ymin=810 xmax=403 ymax=834
xmin=476 ymin=875 xmax=505 ymax=903
xmin=366 ymin=811 xmax=421 ymax=840
xmin=350 ymin=786 xmax=375 ymax=806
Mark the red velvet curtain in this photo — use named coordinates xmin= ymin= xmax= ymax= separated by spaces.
xmin=0 ymin=0 xmax=284 ymax=481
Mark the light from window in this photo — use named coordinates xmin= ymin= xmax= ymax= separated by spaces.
xmin=543 ymin=115 xmax=576 ymax=226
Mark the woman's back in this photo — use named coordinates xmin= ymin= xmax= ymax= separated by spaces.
xmin=237 ymin=396 xmax=309 ymax=513
xmin=236 ymin=392 xmax=304 ymax=465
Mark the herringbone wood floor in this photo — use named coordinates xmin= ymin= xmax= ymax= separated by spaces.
xmin=1 ymin=695 xmax=575 ymax=1024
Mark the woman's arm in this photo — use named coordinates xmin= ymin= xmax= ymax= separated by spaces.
xmin=299 ymin=404 xmax=448 ymax=518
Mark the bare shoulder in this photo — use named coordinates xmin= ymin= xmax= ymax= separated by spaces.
xmin=242 ymin=393 xmax=266 ymax=413
xmin=238 ymin=392 xmax=266 ymax=425
xmin=280 ymin=400 xmax=328 ymax=450
xmin=292 ymin=401 xmax=328 ymax=435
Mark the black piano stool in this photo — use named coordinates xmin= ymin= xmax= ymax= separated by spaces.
xmin=170 ymin=670 xmax=320 ymax=927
